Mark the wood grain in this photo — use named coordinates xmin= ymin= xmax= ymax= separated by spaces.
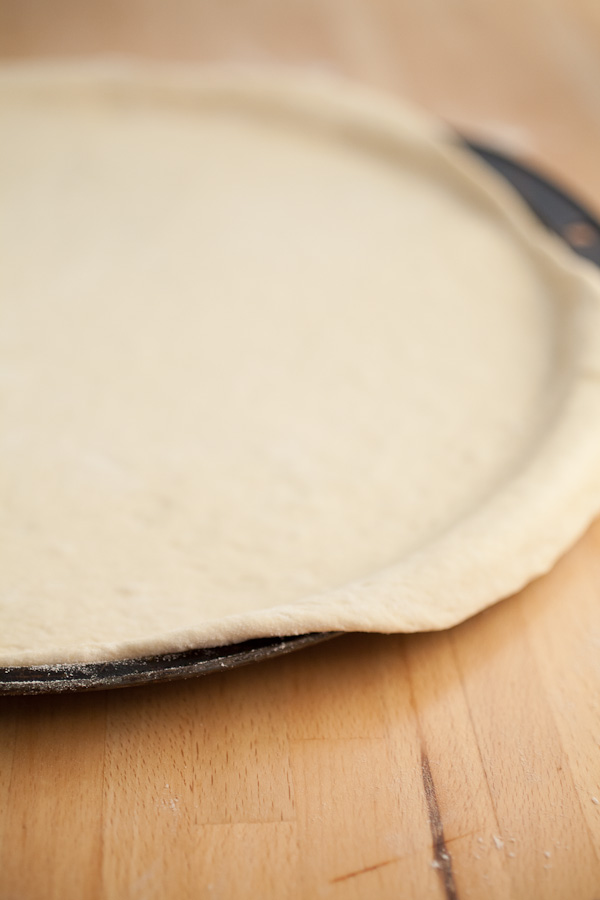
xmin=1 ymin=2 xmax=600 ymax=897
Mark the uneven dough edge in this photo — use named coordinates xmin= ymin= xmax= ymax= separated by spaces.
xmin=2 ymin=60 xmax=600 ymax=665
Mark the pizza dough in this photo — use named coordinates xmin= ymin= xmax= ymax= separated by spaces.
xmin=2 ymin=62 xmax=600 ymax=666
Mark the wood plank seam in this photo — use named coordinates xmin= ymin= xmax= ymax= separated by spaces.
xmin=403 ymin=660 xmax=460 ymax=899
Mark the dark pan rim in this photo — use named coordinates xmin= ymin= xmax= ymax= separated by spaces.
xmin=0 ymin=632 xmax=342 ymax=695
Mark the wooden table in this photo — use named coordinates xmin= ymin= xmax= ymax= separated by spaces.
xmin=1 ymin=2 xmax=600 ymax=897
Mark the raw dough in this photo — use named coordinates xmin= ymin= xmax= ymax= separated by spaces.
xmin=2 ymin=62 xmax=600 ymax=665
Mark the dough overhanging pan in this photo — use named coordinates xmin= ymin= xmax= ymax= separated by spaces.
xmin=2 ymin=142 xmax=599 ymax=695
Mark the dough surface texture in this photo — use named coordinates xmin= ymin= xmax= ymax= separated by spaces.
xmin=2 ymin=63 xmax=600 ymax=665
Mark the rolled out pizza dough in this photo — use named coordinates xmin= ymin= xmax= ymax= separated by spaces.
xmin=2 ymin=62 xmax=600 ymax=665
